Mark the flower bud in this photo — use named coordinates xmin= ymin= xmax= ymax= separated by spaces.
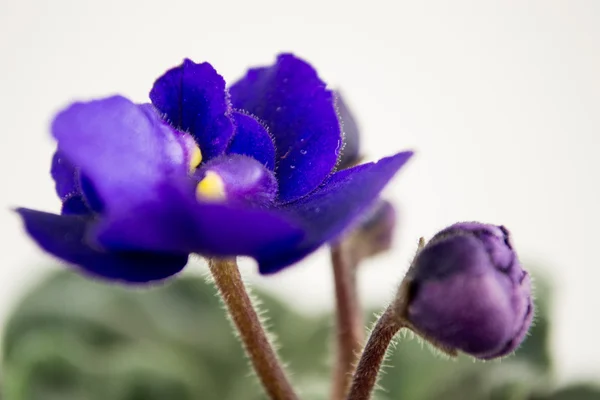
xmin=401 ymin=222 xmax=533 ymax=359
xmin=349 ymin=199 xmax=397 ymax=259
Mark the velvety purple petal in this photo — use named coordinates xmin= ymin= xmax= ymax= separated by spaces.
xmin=229 ymin=54 xmax=342 ymax=203
xmin=16 ymin=208 xmax=188 ymax=283
xmin=256 ymin=151 xmax=413 ymax=273
xmin=51 ymin=96 xmax=187 ymax=215
xmin=93 ymin=183 xmax=305 ymax=259
xmin=336 ymin=92 xmax=361 ymax=170
xmin=140 ymin=102 xmax=209 ymax=172
xmin=79 ymin=173 xmax=104 ymax=213
xmin=227 ymin=112 xmax=276 ymax=170
xmin=61 ymin=194 xmax=91 ymax=215
xmin=51 ymin=152 xmax=98 ymax=216
xmin=51 ymin=151 xmax=79 ymax=199
xmin=150 ymin=59 xmax=234 ymax=160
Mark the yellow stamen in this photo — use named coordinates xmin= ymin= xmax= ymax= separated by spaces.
xmin=196 ymin=171 xmax=226 ymax=201
xmin=189 ymin=146 xmax=203 ymax=172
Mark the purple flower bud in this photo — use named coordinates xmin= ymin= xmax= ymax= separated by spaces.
xmin=403 ymin=222 xmax=533 ymax=359
xmin=350 ymin=199 xmax=397 ymax=258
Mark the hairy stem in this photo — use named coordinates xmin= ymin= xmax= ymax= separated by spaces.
xmin=331 ymin=244 xmax=365 ymax=400
xmin=346 ymin=306 xmax=403 ymax=400
xmin=208 ymin=258 xmax=299 ymax=400
xmin=345 ymin=238 xmax=443 ymax=400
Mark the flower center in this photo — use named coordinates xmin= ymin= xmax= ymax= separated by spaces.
xmin=193 ymin=155 xmax=278 ymax=206
xmin=189 ymin=145 xmax=203 ymax=172
xmin=196 ymin=171 xmax=226 ymax=200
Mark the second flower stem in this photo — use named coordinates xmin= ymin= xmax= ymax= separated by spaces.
xmin=208 ymin=258 xmax=299 ymax=400
xmin=331 ymin=243 xmax=365 ymax=400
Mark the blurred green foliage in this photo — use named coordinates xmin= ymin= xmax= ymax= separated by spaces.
xmin=1 ymin=268 xmax=599 ymax=399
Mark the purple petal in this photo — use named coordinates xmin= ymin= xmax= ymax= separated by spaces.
xmin=50 ymin=151 xmax=79 ymax=199
xmin=51 ymin=152 xmax=94 ymax=216
xmin=79 ymin=173 xmax=104 ymax=213
xmin=229 ymin=54 xmax=342 ymax=203
xmin=336 ymin=92 xmax=361 ymax=170
xmin=51 ymin=96 xmax=188 ymax=215
xmin=61 ymin=194 xmax=91 ymax=215
xmin=16 ymin=208 xmax=188 ymax=283
xmin=140 ymin=103 xmax=210 ymax=172
xmin=94 ymin=183 xmax=305 ymax=259
xmin=150 ymin=59 xmax=234 ymax=160
xmin=256 ymin=151 xmax=413 ymax=273
xmin=227 ymin=112 xmax=276 ymax=170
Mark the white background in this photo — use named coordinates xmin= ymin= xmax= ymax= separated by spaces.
xmin=1 ymin=0 xmax=598 ymax=385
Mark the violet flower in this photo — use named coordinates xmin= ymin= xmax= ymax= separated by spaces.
xmin=17 ymin=54 xmax=412 ymax=282
xmin=404 ymin=222 xmax=533 ymax=359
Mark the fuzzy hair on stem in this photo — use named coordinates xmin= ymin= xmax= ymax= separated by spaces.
xmin=208 ymin=258 xmax=299 ymax=400
xmin=330 ymin=242 xmax=365 ymax=400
